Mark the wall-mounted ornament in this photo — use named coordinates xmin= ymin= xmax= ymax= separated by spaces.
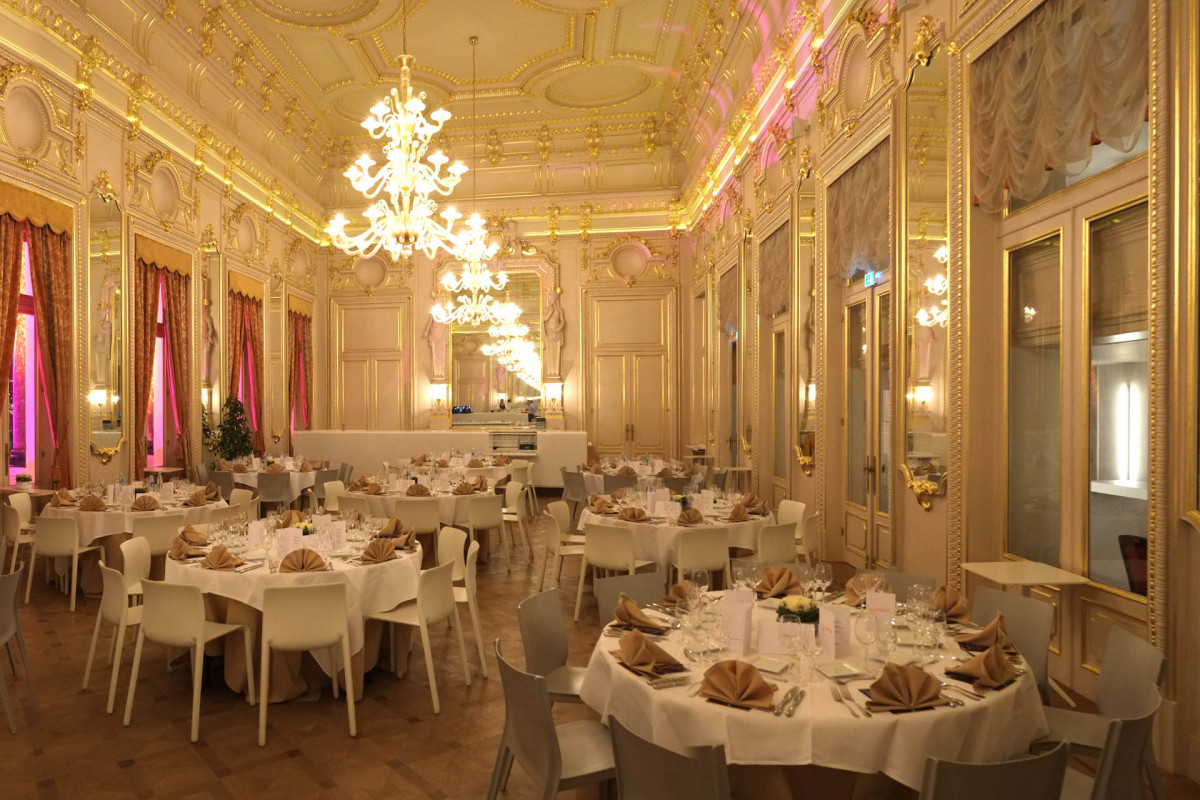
xmin=90 ymin=438 xmax=125 ymax=465
xmin=898 ymin=463 xmax=948 ymax=511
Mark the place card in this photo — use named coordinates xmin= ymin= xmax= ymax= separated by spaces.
xmin=328 ymin=522 xmax=347 ymax=550
xmin=721 ymin=589 xmax=755 ymax=655
xmin=312 ymin=514 xmax=333 ymax=530
xmin=275 ymin=527 xmax=302 ymax=558
xmin=865 ymin=590 xmax=896 ymax=619
xmin=247 ymin=521 xmax=265 ymax=549
xmin=655 ymin=501 xmax=682 ymax=519
xmin=416 ymin=474 xmax=432 ymax=487
xmin=819 ymin=605 xmax=853 ymax=659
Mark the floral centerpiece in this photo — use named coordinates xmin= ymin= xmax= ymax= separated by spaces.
xmin=298 ymin=521 xmax=315 ymax=536
xmin=777 ymin=594 xmax=819 ymax=623
xmin=264 ymin=455 xmax=276 ymax=466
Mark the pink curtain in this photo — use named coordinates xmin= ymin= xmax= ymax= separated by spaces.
xmin=161 ymin=268 xmax=192 ymax=469
xmin=25 ymin=222 xmax=73 ymax=487
xmin=132 ymin=259 xmax=161 ymax=479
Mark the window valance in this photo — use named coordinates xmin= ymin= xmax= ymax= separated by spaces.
xmin=0 ymin=181 xmax=72 ymax=235
xmin=758 ymin=222 xmax=791 ymax=317
xmin=288 ymin=294 xmax=314 ymax=317
xmin=826 ymin=141 xmax=890 ymax=280
xmin=229 ymin=270 xmax=264 ymax=300
xmin=134 ymin=235 xmax=191 ymax=275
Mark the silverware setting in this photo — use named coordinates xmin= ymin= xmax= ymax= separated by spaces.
xmin=773 ymin=686 xmax=799 ymax=716
xmin=829 ymin=683 xmax=859 ymax=718
xmin=838 ymin=682 xmax=872 ymax=717
xmin=938 ymin=680 xmax=984 ymax=701
xmin=784 ymin=689 xmax=806 ymax=717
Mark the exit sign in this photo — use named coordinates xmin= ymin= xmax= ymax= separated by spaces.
xmin=863 ymin=270 xmax=880 ymax=287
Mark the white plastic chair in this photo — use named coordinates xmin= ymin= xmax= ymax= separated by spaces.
xmin=256 ymin=471 xmax=293 ymax=516
xmin=879 ymin=569 xmax=937 ymax=603
xmin=302 ymin=468 xmax=340 ymax=512
xmin=919 ymin=741 xmax=1068 ymax=800
xmin=396 ymin=497 xmax=441 ymax=540
xmin=438 ymin=528 xmax=488 ymax=679
xmin=83 ymin=563 xmax=144 ymax=714
xmin=467 ymin=493 xmax=505 ymax=555
xmin=547 ymin=501 xmax=585 ymax=545
xmin=559 ymin=469 xmax=588 ymax=523
xmin=124 ymin=579 xmax=255 ymax=742
xmin=367 ymin=561 xmax=470 ymax=714
xmin=777 ymin=500 xmax=809 ymax=562
xmin=0 ymin=563 xmax=35 ymax=733
xmin=1060 ymin=693 xmax=1163 ymax=800
xmin=539 ymin=502 xmax=585 ymax=591
xmin=130 ymin=513 xmax=186 ymax=560
xmin=209 ymin=470 xmax=235 ymax=502
xmin=974 ymin=587 xmax=1055 ymax=702
xmin=509 ymin=460 xmax=538 ymax=519
xmin=670 ymin=527 xmax=731 ymax=589
xmin=3 ymin=504 xmax=34 ymax=575
xmin=501 ymin=481 xmax=529 ymax=563
xmin=754 ymin=522 xmax=799 ymax=564
xmin=611 ymin=715 xmax=731 ymax=800
xmin=259 ymin=582 xmax=354 ymax=745
xmin=118 ymin=536 xmax=150 ymax=601
xmin=487 ymin=639 xmax=614 ymax=800
xmin=573 ymin=523 xmax=655 ymax=621
xmin=518 ymin=588 xmax=585 ymax=705
xmin=339 ymin=494 xmax=372 ymax=520
xmin=594 ymin=572 xmax=668 ymax=620
xmin=322 ymin=480 xmax=346 ymax=513
xmin=26 ymin=516 xmax=102 ymax=611
xmin=228 ymin=488 xmax=257 ymax=518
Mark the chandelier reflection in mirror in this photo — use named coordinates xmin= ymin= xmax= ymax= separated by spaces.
xmin=915 ymin=245 xmax=949 ymax=328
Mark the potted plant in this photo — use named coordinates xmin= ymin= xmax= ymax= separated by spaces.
xmin=214 ymin=398 xmax=255 ymax=461
xmin=14 ymin=473 xmax=32 ymax=490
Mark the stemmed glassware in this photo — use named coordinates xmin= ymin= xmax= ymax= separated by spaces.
xmin=814 ymin=562 xmax=831 ymax=603
xmin=854 ymin=613 xmax=878 ymax=673
xmin=876 ymin=618 xmax=899 ymax=671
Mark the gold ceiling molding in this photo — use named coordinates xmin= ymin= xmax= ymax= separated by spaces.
xmin=75 ymin=35 xmax=105 ymax=112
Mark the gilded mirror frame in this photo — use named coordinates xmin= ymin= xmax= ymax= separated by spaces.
xmin=85 ymin=172 xmax=127 ymax=470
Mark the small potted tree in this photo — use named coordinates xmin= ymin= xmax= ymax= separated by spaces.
xmin=215 ymin=398 xmax=255 ymax=462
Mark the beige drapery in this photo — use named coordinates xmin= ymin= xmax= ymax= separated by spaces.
xmin=969 ymin=0 xmax=1148 ymax=213
xmin=162 ymin=268 xmax=193 ymax=469
xmin=26 ymin=223 xmax=73 ymax=486
xmin=244 ymin=296 xmax=265 ymax=453
xmin=758 ymin=221 xmax=791 ymax=316
xmin=826 ymin=141 xmax=890 ymax=280
xmin=286 ymin=309 xmax=313 ymax=431
xmin=718 ymin=267 xmax=739 ymax=334
xmin=132 ymin=258 xmax=161 ymax=479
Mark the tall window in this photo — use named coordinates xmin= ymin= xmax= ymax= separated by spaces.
xmin=9 ymin=236 xmax=36 ymax=477
xmin=146 ymin=293 xmax=166 ymax=468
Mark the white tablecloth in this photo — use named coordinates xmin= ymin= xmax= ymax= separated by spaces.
xmin=164 ymin=548 xmax=420 ymax=676
xmin=579 ymin=605 xmax=1049 ymax=789
xmin=43 ymin=500 xmax=229 ymax=546
xmin=579 ymin=508 xmax=772 ymax=570
xmin=228 ymin=470 xmax=316 ymax=502
xmin=346 ymin=490 xmax=488 ymax=526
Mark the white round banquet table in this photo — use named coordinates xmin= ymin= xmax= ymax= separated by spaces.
xmin=226 ymin=469 xmax=316 ymax=503
xmin=165 ymin=547 xmax=421 ymax=703
xmin=579 ymin=602 xmax=1049 ymax=793
xmin=582 ymin=470 xmax=701 ymax=496
xmin=345 ymin=488 xmax=490 ymax=526
xmin=578 ymin=508 xmax=773 ymax=571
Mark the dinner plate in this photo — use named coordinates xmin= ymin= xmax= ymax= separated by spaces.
xmin=752 ymin=655 xmax=791 ymax=674
xmin=815 ymin=660 xmax=866 ymax=680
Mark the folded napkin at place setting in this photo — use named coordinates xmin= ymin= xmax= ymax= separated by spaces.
xmin=216 ymin=458 xmax=231 ymax=470
xmin=616 ymin=465 xmax=638 ymax=477
xmin=866 ymin=663 xmax=951 ymax=712
xmin=342 ymin=509 xmax=364 ymax=523
xmin=364 ymin=481 xmax=385 ymax=495
xmin=956 ymin=612 xmax=1018 ymax=655
xmin=277 ymin=510 xmax=307 ymax=527
xmin=265 ymin=463 xmax=287 ymax=473
xmin=699 ymin=660 xmax=777 ymax=711
xmin=412 ymin=455 xmax=428 ymax=467
xmin=754 ymin=566 xmax=803 ymax=598
xmin=950 ymin=644 xmax=1017 ymax=690
xmin=179 ymin=525 xmax=209 ymax=546
xmin=201 ymin=544 xmax=243 ymax=572
xmin=588 ymin=462 xmax=604 ymax=474
xmin=436 ymin=459 xmax=450 ymax=468
xmin=740 ymin=492 xmax=761 ymax=508
xmin=610 ymin=488 xmax=629 ymax=501
xmin=452 ymin=481 xmax=477 ymax=496
xmin=726 ymin=503 xmax=749 ymax=522
xmin=663 ymin=580 xmax=695 ymax=608
xmin=472 ymin=476 xmax=489 ymax=492
xmin=614 ymin=629 xmax=684 ymax=678
xmin=466 ymin=458 xmax=484 ymax=468
xmin=492 ymin=455 xmax=509 ymax=466
xmin=932 ymin=585 xmax=971 ymax=624
xmin=204 ymin=481 xmax=221 ymax=500
xmin=406 ymin=483 xmax=432 ymax=497
xmin=656 ymin=467 xmax=674 ymax=478
xmin=375 ymin=519 xmax=415 ymax=547
xmin=279 ymin=548 xmax=326 ymax=573
xmin=618 ymin=506 xmax=648 ymax=522
xmin=232 ymin=462 xmax=248 ymax=473
xmin=588 ymin=495 xmax=614 ymax=514
xmin=168 ymin=536 xmax=206 ymax=561
xmin=182 ymin=489 xmax=208 ymax=507
xmin=78 ymin=495 xmax=107 ymax=512
xmin=299 ymin=460 xmax=315 ymax=473
xmin=348 ymin=477 xmax=368 ymax=492
xmin=676 ymin=508 xmax=704 ymax=526
xmin=844 ymin=574 xmax=893 ymax=607
xmin=49 ymin=488 xmax=75 ymax=507
xmin=129 ymin=495 xmax=161 ymax=512
xmin=359 ymin=537 xmax=397 ymax=564
xmin=612 ymin=592 xmax=667 ymax=632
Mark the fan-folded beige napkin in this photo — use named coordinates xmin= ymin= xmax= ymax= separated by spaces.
xmin=754 ymin=566 xmax=803 ymax=598
xmin=412 ymin=455 xmax=428 ymax=466
xmin=201 ymin=544 xmax=243 ymax=571
xmin=699 ymin=660 xmax=776 ymax=711
xmin=279 ymin=548 xmax=325 ymax=573
xmin=168 ymin=536 xmax=205 ymax=561
xmin=49 ymin=488 xmax=75 ymax=507
xmin=612 ymin=592 xmax=667 ymax=632
xmin=740 ymin=492 xmax=761 ymax=508
xmin=342 ymin=509 xmax=364 ymax=523
xmin=933 ymin=585 xmax=971 ymax=624
xmin=182 ymin=489 xmax=207 ymax=507
xmin=299 ymin=460 xmax=315 ymax=473
xmin=406 ymin=483 xmax=431 ymax=497
xmin=348 ymin=477 xmax=368 ymax=492
xmin=955 ymin=644 xmax=1017 ymax=690
xmin=614 ymin=630 xmax=682 ymax=677
xmin=676 ymin=508 xmax=704 ymax=526
xmin=616 ymin=465 xmax=637 ymax=477
xmin=359 ymin=538 xmax=397 ymax=564
xmin=618 ymin=506 xmax=648 ymax=522
xmin=663 ymin=580 xmax=695 ymax=607
xmin=216 ymin=458 xmax=230 ymax=470
xmin=364 ymin=481 xmax=385 ymax=495
xmin=956 ymin=612 xmax=1017 ymax=654
xmin=588 ymin=497 xmax=614 ymax=514
xmin=79 ymin=495 xmax=107 ymax=512
xmin=276 ymin=510 xmax=306 ymax=528
xmin=204 ymin=481 xmax=221 ymax=500
xmin=180 ymin=525 xmax=208 ymax=546
xmin=466 ymin=458 xmax=484 ymax=468
xmin=232 ymin=462 xmax=248 ymax=473
xmin=656 ymin=467 xmax=674 ymax=478
xmin=492 ymin=455 xmax=509 ymax=466
xmin=866 ymin=663 xmax=950 ymax=712
xmin=375 ymin=518 xmax=414 ymax=547
xmin=130 ymin=495 xmax=161 ymax=512
xmin=436 ymin=459 xmax=450 ymax=468
xmin=265 ymin=463 xmax=286 ymax=473
xmin=610 ymin=487 xmax=629 ymax=501
xmin=452 ymin=481 xmax=476 ymax=496
xmin=844 ymin=574 xmax=892 ymax=607
xmin=727 ymin=503 xmax=749 ymax=522
xmin=588 ymin=462 xmax=604 ymax=474
xmin=472 ymin=476 xmax=489 ymax=492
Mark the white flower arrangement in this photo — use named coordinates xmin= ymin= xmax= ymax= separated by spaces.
xmin=777 ymin=594 xmax=819 ymax=622
xmin=298 ymin=521 xmax=315 ymax=536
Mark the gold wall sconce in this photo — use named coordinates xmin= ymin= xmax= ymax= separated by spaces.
xmin=90 ymin=437 xmax=125 ymax=465
xmin=898 ymin=463 xmax=947 ymax=511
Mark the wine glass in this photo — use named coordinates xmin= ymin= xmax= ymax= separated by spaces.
xmin=801 ymin=623 xmax=824 ymax=682
xmin=814 ymin=562 xmax=832 ymax=603
xmin=684 ymin=568 xmax=710 ymax=600
xmin=854 ymin=613 xmax=878 ymax=672
xmin=778 ymin=618 xmax=804 ymax=681
xmin=876 ymin=618 xmax=899 ymax=674
xmin=793 ymin=563 xmax=813 ymax=597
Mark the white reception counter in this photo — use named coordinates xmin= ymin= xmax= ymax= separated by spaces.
xmin=291 ymin=429 xmax=587 ymax=488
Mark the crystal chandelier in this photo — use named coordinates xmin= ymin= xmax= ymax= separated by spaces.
xmin=325 ymin=4 xmax=467 ymax=261
xmin=432 ymin=291 xmax=521 ymax=327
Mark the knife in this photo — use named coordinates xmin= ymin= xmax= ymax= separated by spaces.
xmin=773 ymin=686 xmax=799 ymax=716
xmin=784 ymin=690 xmax=806 ymax=717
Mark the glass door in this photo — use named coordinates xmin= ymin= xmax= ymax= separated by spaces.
xmin=843 ymin=285 xmax=891 ymax=568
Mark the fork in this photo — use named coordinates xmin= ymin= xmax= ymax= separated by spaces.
xmin=829 ymin=683 xmax=859 ymax=717
xmin=838 ymin=682 xmax=872 ymax=717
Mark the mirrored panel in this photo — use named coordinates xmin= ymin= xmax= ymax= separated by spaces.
xmin=199 ymin=241 xmax=220 ymax=443
xmin=87 ymin=194 xmax=123 ymax=455
xmin=903 ymin=51 xmax=949 ymax=491
xmin=450 ymin=270 xmax=542 ymax=426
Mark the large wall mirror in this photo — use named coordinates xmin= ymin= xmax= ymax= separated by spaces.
xmin=199 ymin=237 xmax=220 ymax=444
xmin=449 ymin=270 xmax=543 ymax=425
xmin=902 ymin=48 xmax=949 ymax=501
xmin=87 ymin=187 xmax=125 ymax=464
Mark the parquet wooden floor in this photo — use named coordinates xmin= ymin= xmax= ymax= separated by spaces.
xmin=1 ymin=500 xmax=1197 ymax=799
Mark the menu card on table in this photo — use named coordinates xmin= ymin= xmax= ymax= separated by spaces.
xmin=247 ymin=521 xmax=265 ymax=549
xmin=819 ymin=605 xmax=853 ymax=658
xmin=865 ymin=590 xmax=897 ymax=632
xmin=721 ymin=589 xmax=754 ymax=655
